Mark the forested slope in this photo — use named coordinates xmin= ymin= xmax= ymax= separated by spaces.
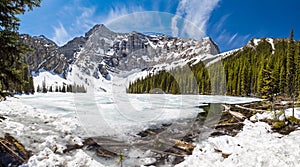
xmin=128 ymin=32 xmax=300 ymax=99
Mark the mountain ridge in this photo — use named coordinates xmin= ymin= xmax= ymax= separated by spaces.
xmin=21 ymin=24 xmax=221 ymax=92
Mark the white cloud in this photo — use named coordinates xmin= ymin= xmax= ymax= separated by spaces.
xmin=171 ymin=15 xmax=180 ymax=37
xmin=171 ymin=0 xmax=220 ymax=39
xmin=52 ymin=22 xmax=70 ymax=46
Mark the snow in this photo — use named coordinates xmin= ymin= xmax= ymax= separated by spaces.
xmin=106 ymin=49 xmax=115 ymax=56
xmin=266 ymin=38 xmax=275 ymax=54
xmin=205 ymin=48 xmax=241 ymax=67
xmin=26 ymin=148 xmax=104 ymax=167
xmin=253 ymin=38 xmax=261 ymax=46
xmin=176 ymin=120 xmax=300 ymax=167
xmin=285 ymin=108 xmax=300 ymax=119
xmin=250 ymin=107 xmax=300 ymax=121
xmin=250 ymin=111 xmax=274 ymax=121
xmin=33 ymin=71 xmax=70 ymax=91
xmin=0 ymin=96 xmax=102 ymax=167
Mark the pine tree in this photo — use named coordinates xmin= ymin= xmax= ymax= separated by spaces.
xmin=61 ymin=85 xmax=66 ymax=93
xmin=49 ymin=86 xmax=53 ymax=92
xmin=0 ymin=0 xmax=40 ymax=95
xmin=287 ymin=29 xmax=296 ymax=117
xmin=67 ymin=84 xmax=72 ymax=92
xmin=42 ymin=77 xmax=47 ymax=93
xmin=287 ymin=29 xmax=295 ymax=96
xmin=36 ymin=85 xmax=41 ymax=92
xmin=260 ymin=65 xmax=275 ymax=99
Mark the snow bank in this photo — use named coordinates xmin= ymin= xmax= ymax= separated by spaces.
xmin=0 ymin=97 xmax=101 ymax=167
xmin=176 ymin=120 xmax=300 ymax=167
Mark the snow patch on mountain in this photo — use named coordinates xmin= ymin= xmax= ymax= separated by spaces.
xmin=33 ymin=71 xmax=70 ymax=91
xmin=266 ymin=38 xmax=275 ymax=54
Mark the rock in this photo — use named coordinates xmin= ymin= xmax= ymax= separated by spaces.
xmin=272 ymin=121 xmax=286 ymax=129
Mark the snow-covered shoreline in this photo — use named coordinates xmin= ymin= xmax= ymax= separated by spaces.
xmin=176 ymin=120 xmax=300 ymax=167
xmin=0 ymin=95 xmax=299 ymax=167
xmin=0 ymin=96 xmax=103 ymax=167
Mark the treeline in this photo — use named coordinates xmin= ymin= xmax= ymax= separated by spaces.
xmin=36 ymin=79 xmax=87 ymax=93
xmin=128 ymin=62 xmax=210 ymax=94
xmin=128 ymin=31 xmax=300 ymax=99
xmin=0 ymin=62 xmax=35 ymax=94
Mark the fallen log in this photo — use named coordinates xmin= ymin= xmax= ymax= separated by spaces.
xmin=235 ymin=104 xmax=267 ymax=113
xmin=222 ymin=107 xmax=246 ymax=120
xmin=63 ymin=138 xmax=118 ymax=158
xmin=228 ymin=110 xmax=246 ymax=120
xmin=215 ymin=122 xmax=244 ymax=128
xmin=170 ymin=139 xmax=195 ymax=153
xmin=140 ymin=146 xmax=187 ymax=157
xmin=0 ymin=133 xmax=31 ymax=166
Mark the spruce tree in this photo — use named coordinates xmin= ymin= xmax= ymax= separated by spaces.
xmin=0 ymin=0 xmax=41 ymax=94
xmin=42 ymin=77 xmax=47 ymax=93
xmin=61 ymin=85 xmax=66 ymax=93
xmin=36 ymin=85 xmax=40 ymax=92
xmin=260 ymin=64 xmax=275 ymax=99
xmin=287 ymin=29 xmax=296 ymax=117
xmin=49 ymin=86 xmax=53 ymax=92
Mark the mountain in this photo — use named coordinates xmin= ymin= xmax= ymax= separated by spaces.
xmin=21 ymin=24 xmax=220 ymax=92
xmin=20 ymin=35 xmax=68 ymax=77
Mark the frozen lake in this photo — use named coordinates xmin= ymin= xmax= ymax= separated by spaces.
xmin=17 ymin=93 xmax=262 ymax=138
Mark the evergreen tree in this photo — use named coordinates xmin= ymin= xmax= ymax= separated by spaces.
xmin=49 ymin=86 xmax=53 ymax=92
xmin=287 ymin=30 xmax=296 ymax=117
xmin=61 ymin=85 xmax=66 ymax=93
xmin=67 ymin=84 xmax=72 ymax=92
xmin=42 ymin=77 xmax=47 ymax=93
xmin=286 ymin=29 xmax=295 ymax=96
xmin=260 ymin=64 xmax=275 ymax=99
xmin=0 ymin=0 xmax=41 ymax=95
xmin=36 ymin=85 xmax=40 ymax=92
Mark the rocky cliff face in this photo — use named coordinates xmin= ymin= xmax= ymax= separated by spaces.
xmin=20 ymin=35 xmax=67 ymax=77
xmin=74 ymin=24 xmax=220 ymax=79
xmin=22 ymin=24 xmax=220 ymax=81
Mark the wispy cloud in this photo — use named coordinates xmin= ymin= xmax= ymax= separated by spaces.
xmin=52 ymin=22 xmax=70 ymax=46
xmin=75 ymin=7 xmax=97 ymax=30
xmin=216 ymin=30 xmax=251 ymax=51
xmin=104 ymin=7 xmax=175 ymax=35
xmin=104 ymin=6 xmax=144 ymax=26
xmin=171 ymin=0 xmax=220 ymax=39
xmin=214 ymin=14 xmax=230 ymax=31
xmin=210 ymin=13 xmax=252 ymax=51
xmin=228 ymin=33 xmax=238 ymax=44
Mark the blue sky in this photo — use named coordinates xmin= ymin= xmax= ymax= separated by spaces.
xmin=19 ymin=0 xmax=300 ymax=52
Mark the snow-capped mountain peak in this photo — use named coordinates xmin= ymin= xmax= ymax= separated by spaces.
xmin=22 ymin=24 xmax=220 ymax=92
